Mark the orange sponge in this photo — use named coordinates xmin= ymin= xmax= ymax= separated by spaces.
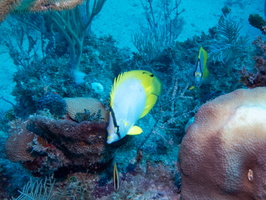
xmin=178 ymin=87 xmax=266 ymax=200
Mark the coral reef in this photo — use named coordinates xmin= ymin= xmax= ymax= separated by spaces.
xmin=37 ymin=92 xmax=66 ymax=118
xmin=13 ymin=176 xmax=56 ymax=200
xmin=240 ymin=36 xmax=266 ymax=88
xmin=6 ymin=114 xmax=113 ymax=177
xmin=49 ymin=0 xmax=106 ymax=73
xmin=5 ymin=120 xmax=35 ymax=163
xmin=0 ymin=160 xmax=31 ymax=199
xmin=178 ymin=87 xmax=266 ymax=200
xmin=11 ymin=163 xmax=180 ymax=199
xmin=1 ymin=3 xmax=260 ymax=199
xmin=8 ymin=27 xmax=128 ymax=118
xmin=209 ymin=14 xmax=249 ymax=65
xmin=90 ymin=162 xmax=180 ymax=199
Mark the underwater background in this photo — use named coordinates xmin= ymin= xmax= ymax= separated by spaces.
xmin=0 ymin=0 xmax=265 ymax=199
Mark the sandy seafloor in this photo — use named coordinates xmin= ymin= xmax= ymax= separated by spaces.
xmin=0 ymin=0 xmax=264 ymax=112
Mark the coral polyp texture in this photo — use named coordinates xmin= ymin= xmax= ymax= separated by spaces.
xmin=178 ymin=87 xmax=266 ymax=200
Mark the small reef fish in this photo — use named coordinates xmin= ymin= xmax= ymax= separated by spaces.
xmin=189 ymin=47 xmax=209 ymax=90
xmin=107 ymin=70 xmax=162 ymax=144
xmin=113 ymin=162 xmax=119 ymax=190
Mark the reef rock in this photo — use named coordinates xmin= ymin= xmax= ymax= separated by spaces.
xmin=5 ymin=120 xmax=35 ymax=162
xmin=178 ymin=87 xmax=266 ymax=200
xmin=6 ymin=115 xmax=113 ymax=177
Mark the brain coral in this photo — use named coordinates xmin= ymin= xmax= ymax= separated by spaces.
xmin=178 ymin=87 xmax=266 ymax=200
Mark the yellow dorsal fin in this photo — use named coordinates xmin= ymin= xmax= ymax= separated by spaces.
xmin=127 ymin=125 xmax=143 ymax=135
xmin=110 ymin=72 xmax=124 ymax=107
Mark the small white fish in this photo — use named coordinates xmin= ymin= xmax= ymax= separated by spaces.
xmin=107 ymin=70 xmax=162 ymax=144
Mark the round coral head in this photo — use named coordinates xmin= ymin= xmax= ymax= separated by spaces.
xmin=179 ymin=87 xmax=266 ymax=200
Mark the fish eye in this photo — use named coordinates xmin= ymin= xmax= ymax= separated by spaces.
xmin=142 ymin=71 xmax=154 ymax=77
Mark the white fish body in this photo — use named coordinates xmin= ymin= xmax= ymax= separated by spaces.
xmin=107 ymin=70 xmax=162 ymax=144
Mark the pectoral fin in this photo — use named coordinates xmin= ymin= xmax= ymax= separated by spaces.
xmin=127 ymin=126 xmax=143 ymax=135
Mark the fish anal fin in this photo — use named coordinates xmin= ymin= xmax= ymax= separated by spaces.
xmin=127 ymin=126 xmax=143 ymax=135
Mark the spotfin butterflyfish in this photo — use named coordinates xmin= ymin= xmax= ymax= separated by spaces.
xmin=189 ymin=47 xmax=209 ymax=90
xmin=106 ymin=70 xmax=162 ymax=144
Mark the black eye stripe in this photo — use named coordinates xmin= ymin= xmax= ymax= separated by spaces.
xmin=110 ymin=108 xmax=121 ymax=139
